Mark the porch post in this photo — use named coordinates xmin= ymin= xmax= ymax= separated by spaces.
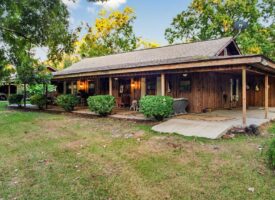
xmin=63 ymin=81 xmax=66 ymax=94
xmin=161 ymin=73 xmax=165 ymax=96
xmin=71 ymin=82 xmax=74 ymax=95
xmin=265 ymin=74 xmax=269 ymax=119
xmin=141 ymin=77 xmax=146 ymax=97
xmin=109 ymin=77 xmax=112 ymax=96
xmin=242 ymin=66 xmax=247 ymax=127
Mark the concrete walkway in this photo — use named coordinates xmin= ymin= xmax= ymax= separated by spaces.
xmin=152 ymin=108 xmax=275 ymax=139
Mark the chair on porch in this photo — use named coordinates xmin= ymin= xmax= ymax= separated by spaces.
xmin=130 ymin=100 xmax=139 ymax=111
xmin=115 ymin=97 xmax=125 ymax=108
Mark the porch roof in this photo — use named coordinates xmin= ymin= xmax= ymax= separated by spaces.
xmin=53 ymin=37 xmax=275 ymax=79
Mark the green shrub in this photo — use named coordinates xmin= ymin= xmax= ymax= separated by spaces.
xmin=30 ymin=94 xmax=47 ymax=110
xmin=87 ymin=95 xmax=115 ymax=116
xmin=266 ymin=138 xmax=275 ymax=170
xmin=56 ymin=94 xmax=78 ymax=112
xmin=8 ymin=94 xmax=24 ymax=107
xmin=139 ymin=95 xmax=173 ymax=121
xmin=28 ymin=84 xmax=56 ymax=95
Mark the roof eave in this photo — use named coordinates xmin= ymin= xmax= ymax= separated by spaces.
xmin=53 ymin=55 xmax=275 ymax=80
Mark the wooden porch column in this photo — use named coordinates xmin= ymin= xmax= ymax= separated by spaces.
xmin=109 ymin=77 xmax=112 ymax=96
xmin=63 ymin=81 xmax=66 ymax=94
xmin=161 ymin=73 xmax=165 ymax=96
xmin=71 ymin=82 xmax=74 ymax=95
xmin=140 ymin=77 xmax=146 ymax=97
xmin=265 ymin=74 xmax=269 ymax=119
xmin=242 ymin=66 xmax=247 ymax=127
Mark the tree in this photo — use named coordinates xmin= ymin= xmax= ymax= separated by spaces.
xmin=44 ymin=53 xmax=81 ymax=70
xmin=0 ymin=0 xmax=78 ymax=64
xmin=16 ymin=54 xmax=36 ymax=107
xmin=165 ymin=0 xmax=275 ymax=60
xmin=0 ymin=50 xmax=9 ymax=82
xmin=78 ymin=7 xmax=159 ymax=59
xmin=78 ymin=7 xmax=137 ymax=58
xmin=137 ymin=38 xmax=160 ymax=49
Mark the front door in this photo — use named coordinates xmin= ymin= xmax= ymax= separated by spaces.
xmin=118 ymin=79 xmax=131 ymax=106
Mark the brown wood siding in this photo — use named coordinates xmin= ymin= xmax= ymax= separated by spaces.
xmin=166 ymin=72 xmax=242 ymax=113
xmin=270 ymin=77 xmax=275 ymax=107
xmin=246 ymin=75 xmax=275 ymax=107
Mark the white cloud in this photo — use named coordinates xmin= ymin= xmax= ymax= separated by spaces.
xmin=95 ymin=0 xmax=127 ymax=10
xmin=62 ymin=0 xmax=80 ymax=9
xmin=87 ymin=6 xmax=96 ymax=14
xmin=69 ymin=16 xmax=75 ymax=25
xmin=32 ymin=47 xmax=48 ymax=62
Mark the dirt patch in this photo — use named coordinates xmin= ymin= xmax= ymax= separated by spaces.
xmin=63 ymin=139 xmax=88 ymax=150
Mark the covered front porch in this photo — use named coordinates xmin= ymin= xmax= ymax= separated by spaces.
xmin=53 ymin=63 xmax=275 ymax=127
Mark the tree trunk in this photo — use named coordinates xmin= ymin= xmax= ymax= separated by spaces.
xmin=24 ymin=83 xmax=27 ymax=108
xmin=45 ymin=84 xmax=48 ymax=109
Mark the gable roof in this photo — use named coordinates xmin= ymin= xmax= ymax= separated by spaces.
xmin=54 ymin=37 xmax=236 ymax=77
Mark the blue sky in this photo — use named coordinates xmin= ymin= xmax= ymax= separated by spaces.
xmin=36 ymin=0 xmax=191 ymax=60
xmin=65 ymin=0 xmax=191 ymax=45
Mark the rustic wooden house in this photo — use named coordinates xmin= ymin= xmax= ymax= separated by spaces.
xmin=53 ymin=37 xmax=275 ymax=126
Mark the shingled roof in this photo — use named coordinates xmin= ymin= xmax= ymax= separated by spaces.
xmin=54 ymin=37 xmax=236 ymax=77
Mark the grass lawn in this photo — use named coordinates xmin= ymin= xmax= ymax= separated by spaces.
xmin=0 ymin=101 xmax=274 ymax=200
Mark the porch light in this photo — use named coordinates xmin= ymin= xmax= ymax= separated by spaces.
xmin=182 ymin=73 xmax=188 ymax=77
xmin=131 ymin=82 xmax=136 ymax=89
xmin=114 ymin=78 xmax=118 ymax=81
xmin=79 ymin=82 xmax=85 ymax=89
xmin=255 ymin=84 xmax=260 ymax=92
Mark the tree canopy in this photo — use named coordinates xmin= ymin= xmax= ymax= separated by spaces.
xmin=49 ymin=7 xmax=159 ymax=69
xmin=78 ymin=7 xmax=139 ymax=58
xmin=0 ymin=0 xmax=79 ymax=65
xmin=165 ymin=0 xmax=275 ymax=60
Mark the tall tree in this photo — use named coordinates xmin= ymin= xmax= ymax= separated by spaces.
xmin=78 ymin=7 xmax=159 ymax=59
xmin=16 ymin=54 xmax=36 ymax=107
xmin=78 ymin=7 xmax=138 ymax=58
xmin=0 ymin=0 xmax=78 ymax=64
xmin=165 ymin=0 xmax=275 ymax=60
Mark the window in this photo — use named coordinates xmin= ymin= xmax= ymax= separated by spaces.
xmin=179 ymin=78 xmax=191 ymax=92
xmin=146 ymin=77 xmax=156 ymax=95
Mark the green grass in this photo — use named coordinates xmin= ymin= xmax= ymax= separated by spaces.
xmin=0 ymin=105 xmax=274 ymax=200
xmin=0 ymin=101 xmax=8 ymax=111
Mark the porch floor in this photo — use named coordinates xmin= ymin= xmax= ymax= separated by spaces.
xmin=152 ymin=107 xmax=275 ymax=139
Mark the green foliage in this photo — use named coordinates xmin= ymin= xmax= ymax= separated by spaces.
xmin=79 ymin=7 xmax=137 ymax=58
xmin=139 ymin=96 xmax=173 ymax=121
xmin=0 ymin=0 xmax=76 ymax=64
xmin=30 ymin=94 xmax=47 ymax=110
xmin=16 ymin=56 xmax=36 ymax=85
xmin=165 ymin=0 xmax=275 ymax=60
xmin=87 ymin=95 xmax=115 ymax=116
xmin=266 ymin=138 xmax=275 ymax=170
xmin=78 ymin=7 xmax=159 ymax=58
xmin=28 ymin=84 xmax=56 ymax=96
xmin=8 ymin=94 xmax=24 ymax=106
xmin=56 ymin=95 xmax=79 ymax=112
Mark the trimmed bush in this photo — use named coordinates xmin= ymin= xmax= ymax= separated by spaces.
xmin=139 ymin=95 xmax=173 ymax=121
xmin=266 ymin=138 xmax=275 ymax=170
xmin=56 ymin=94 xmax=78 ymax=112
xmin=8 ymin=94 xmax=24 ymax=107
xmin=30 ymin=94 xmax=47 ymax=110
xmin=87 ymin=95 xmax=115 ymax=116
